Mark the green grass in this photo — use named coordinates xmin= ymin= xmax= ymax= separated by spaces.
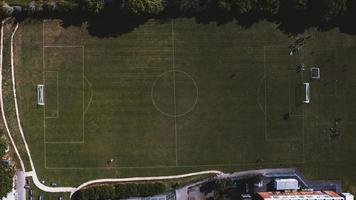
xmin=11 ymin=18 xmax=356 ymax=193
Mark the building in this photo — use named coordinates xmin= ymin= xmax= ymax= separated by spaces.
xmin=274 ymin=179 xmax=299 ymax=191
xmin=258 ymin=191 xmax=347 ymax=200
xmin=341 ymin=193 xmax=354 ymax=200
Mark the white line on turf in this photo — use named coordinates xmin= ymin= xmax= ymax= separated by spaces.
xmin=82 ymin=46 xmax=85 ymax=142
xmin=44 ymin=71 xmax=59 ymax=119
xmin=171 ymin=19 xmax=178 ymax=167
xmin=45 ymin=141 xmax=84 ymax=144
xmin=42 ymin=20 xmax=46 ymax=168
xmin=43 ymin=45 xmax=83 ymax=48
xmin=83 ymin=75 xmax=93 ymax=114
xmin=45 ymin=160 xmax=307 ymax=170
xmin=43 ymin=44 xmax=85 ymax=144
xmin=256 ymin=73 xmax=266 ymax=116
xmin=264 ymin=46 xmax=268 ymax=141
xmin=263 ymin=45 xmax=304 ymax=145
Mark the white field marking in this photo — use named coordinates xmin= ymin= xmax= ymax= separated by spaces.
xmin=263 ymin=45 xmax=306 ymax=164
xmin=42 ymin=20 xmax=46 ymax=168
xmin=288 ymin=70 xmax=291 ymax=113
xmin=256 ymin=74 xmax=266 ymax=116
xmin=171 ymin=19 xmax=178 ymax=167
xmin=0 ymin=20 xmax=25 ymax=171
xmin=45 ymin=141 xmax=84 ymax=144
xmin=83 ymin=75 xmax=93 ymax=114
xmin=263 ymin=46 xmax=268 ymax=141
xmin=151 ymin=70 xmax=199 ymax=117
xmin=44 ymin=71 xmax=59 ymax=119
xmin=43 ymin=45 xmax=83 ymax=48
xmin=134 ymin=66 xmax=166 ymax=70
xmin=300 ymin=49 xmax=306 ymax=163
xmin=286 ymin=69 xmax=304 ymax=117
xmin=300 ymin=63 xmax=305 ymax=163
xmin=263 ymin=45 xmax=304 ymax=143
xmin=111 ymin=75 xmax=159 ymax=78
xmin=82 ymin=46 xmax=85 ymax=142
xmin=8 ymin=21 xmax=75 ymax=193
xmin=45 ymin=159 xmax=307 ymax=171
xmin=43 ymin=45 xmax=85 ymax=144
xmin=24 ymin=23 xmax=307 ymax=190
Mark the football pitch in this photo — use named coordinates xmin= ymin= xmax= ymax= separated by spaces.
xmin=13 ymin=19 xmax=356 ymax=190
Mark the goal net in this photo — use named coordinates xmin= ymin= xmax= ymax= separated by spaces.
xmin=37 ymin=84 xmax=44 ymax=105
xmin=303 ymin=82 xmax=310 ymax=104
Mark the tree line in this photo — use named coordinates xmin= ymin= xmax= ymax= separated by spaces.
xmin=0 ymin=0 xmax=353 ymax=24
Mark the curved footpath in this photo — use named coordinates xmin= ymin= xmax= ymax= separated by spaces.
xmin=0 ymin=20 xmax=25 ymax=171
xmin=3 ymin=20 xmax=225 ymax=196
xmin=70 ymin=170 xmax=224 ymax=197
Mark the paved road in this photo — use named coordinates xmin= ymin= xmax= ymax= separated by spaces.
xmin=16 ymin=170 xmax=26 ymax=200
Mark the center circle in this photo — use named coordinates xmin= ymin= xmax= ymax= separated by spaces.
xmin=151 ymin=70 xmax=198 ymax=117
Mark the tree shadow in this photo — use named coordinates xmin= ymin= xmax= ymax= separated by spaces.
xmin=85 ymin=14 xmax=148 ymax=38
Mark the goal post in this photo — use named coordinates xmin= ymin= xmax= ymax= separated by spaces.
xmin=303 ymin=82 xmax=310 ymax=104
xmin=37 ymin=84 xmax=44 ymax=106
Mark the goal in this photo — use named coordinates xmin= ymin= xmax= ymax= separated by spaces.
xmin=37 ymin=84 xmax=44 ymax=106
xmin=303 ymin=82 xmax=310 ymax=104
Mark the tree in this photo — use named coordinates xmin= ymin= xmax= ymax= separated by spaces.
xmin=255 ymin=0 xmax=280 ymax=15
xmin=231 ymin=0 xmax=256 ymax=14
xmin=76 ymin=0 xmax=105 ymax=15
xmin=215 ymin=0 xmax=232 ymax=12
xmin=57 ymin=1 xmax=79 ymax=15
xmin=318 ymin=0 xmax=347 ymax=21
xmin=0 ymin=1 xmax=14 ymax=17
xmin=120 ymin=0 xmax=164 ymax=15
xmin=216 ymin=179 xmax=228 ymax=193
xmin=176 ymin=0 xmax=214 ymax=14
xmin=229 ymin=0 xmax=280 ymax=15
xmin=0 ymin=139 xmax=6 ymax=156
xmin=290 ymin=0 xmax=309 ymax=11
xmin=0 ymin=165 xmax=14 ymax=198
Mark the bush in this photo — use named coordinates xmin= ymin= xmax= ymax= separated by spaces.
xmin=0 ymin=165 xmax=14 ymax=199
xmin=120 ymin=0 xmax=165 ymax=16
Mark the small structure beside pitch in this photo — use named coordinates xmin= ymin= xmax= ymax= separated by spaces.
xmin=310 ymin=67 xmax=320 ymax=79
xmin=37 ymin=84 xmax=44 ymax=106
